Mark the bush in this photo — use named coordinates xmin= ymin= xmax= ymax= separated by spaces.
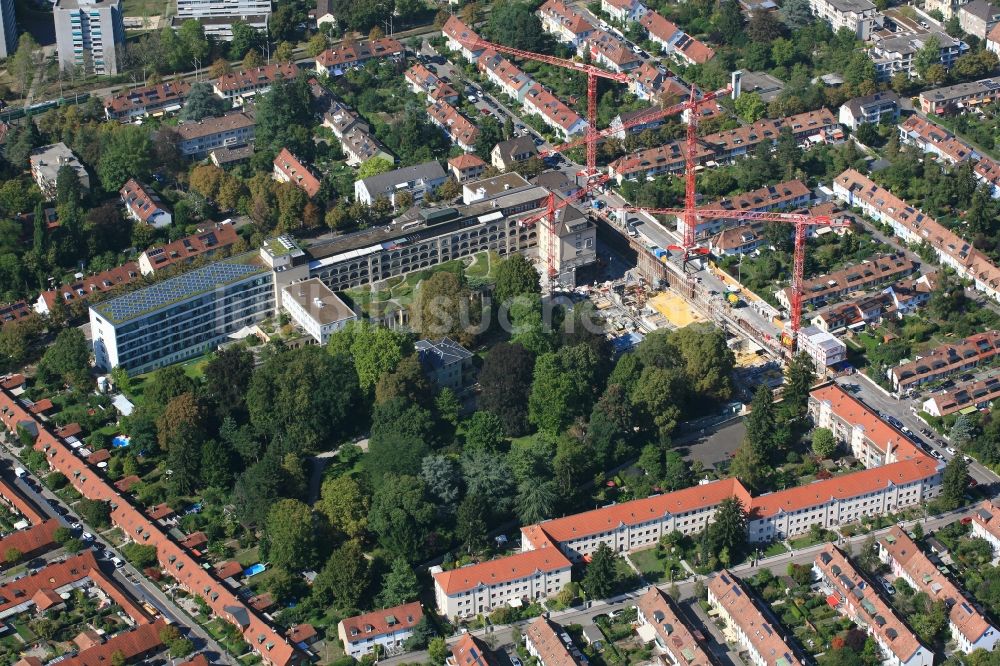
xmin=77 ymin=499 xmax=111 ymax=529
xmin=44 ymin=472 xmax=68 ymax=490
xmin=121 ymin=543 xmax=158 ymax=568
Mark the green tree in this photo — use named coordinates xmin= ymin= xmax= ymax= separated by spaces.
xmin=365 ymin=398 xmax=435 ymax=485
xmin=229 ymin=20 xmax=262 ymax=59
xmin=735 ymin=92 xmax=766 ymax=122
xmin=98 ymin=125 xmax=153 ymax=191
xmin=264 ymin=499 xmax=317 ymax=571
xmin=914 ymin=35 xmax=942 ymax=80
xmin=378 ymin=556 xmax=422 ymax=607
xmin=583 ymin=543 xmax=618 ymax=599
xmin=38 ymin=327 xmax=90 ymax=388
xmin=709 ymin=497 xmax=749 ymax=562
xmin=413 ymin=271 xmax=475 ymax=344
xmin=314 ymin=540 xmax=370 ymax=609
xmin=328 ymin=320 xmax=413 ymax=392
xmin=78 ymin=499 xmax=111 ymax=528
xmin=464 ymin=411 xmax=506 ymax=451
xmin=428 ymin=638 xmax=449 ymax=666
xmin=494 ymin=254 xmax=541 ymax=306
xmin=319 ymin=474 xmax=370 ymax=539
xmin=812 ymin=427 xmax=838 ymax=458
xmin=940 ymin=456 xmax=968 ymax=510
xmin=529 ymin=344 xmax=601 ymax=433
xmin=180 ymin=82 xmax=225 ymax=121
xmin=950 ymin=414 xmax=977 ymax=448
xmin=358 ymin=156 xmax=395 ymax=180
xmin=782 ymin=352 xmax=815 ymax=418
xmin=456 ymin=493 xmax=489 ymax=551
xmin=516 ymin=477 xmax=558 ymax=524
xmin=374 ymin=354 xmax=433 ymax=408
xmin=745 ymin=385 xmax=777 ymax=459
xmin=254 ymin=72 xmax=314 ymax=158
xmin=730 ymin=442 xmax=768 ymax=492
xmin=420 ymin=454 xmax=462 ymax=513
xmin=486 ymin=0 xmax=546 ymax=50
xmin=368 ymin=474 xmax=435 ymax=561
xmin=715 ymin=0 xmax=746 ymax=44
xmin=474 ymin=117 xmax=505 ymax=160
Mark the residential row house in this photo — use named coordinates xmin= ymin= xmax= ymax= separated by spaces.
xmin=336 ymin=602 xmax=423 ymax=659
xmin=443 ymin=16 xmax=486 ymax=62
xmin=776 ymin=253 xmax=917 ymax=310
xmin=0 ymin=388 xmax=306 ymax=665
xmin=175 ymin=109 xmax=256 ymax=159
xmin=601 ymin=0 xmax=646 ymax=22
xmin=971 ymin=500 xmax=1000 ymax=555
xmin=426 ymin=100 xmax=480 ymax=152
xmin=406 ymin=63 xmax=461 ymax=104
xmin=833 ymin=169 xmax=1000 ymax=298
xmin=707 ymin=570 xmax=804 ymax=666
xmin=809 ymin=272 xmax=937 ymax=333
xmin=314 ymin=38 xmax=405 ymax=77
xmin=582 ymin=30 xmax=642 ymax=72
xmin=523 ymin=84 xmax=588 ymax=138
xmin=477 ymin=50 xmax=535 ymax=102
xmin=273 ymin=148 xmax=322 ymax=199
xmin=138 ymin=221 xmax=239 ymax=275
xmin=958 ymin=0 xmax=1000 ymax=38
xmin=888 ymin=330 xmax=1000 ymax=393
xmin=212 ymin=63 xmax=298 ymax=105
xmin=921 ymin=374 xmax=1000 ymax=416
xmin=104 ymin=81 xmax=191 ymax=121
xmin=448 ymin=154 xmax=488 ymax=183
xmin=33 ymin=262 xmax=141 ymax=316
xmin=696 ymin=179 xmax=812 ymax=239
xmin=894 ymin=115 xmax=1000 ymax=196
xmin=538 ymin=0 xmax=595 ymax=46
xmin=814 ymin=545 xmax=935 ymax=666
xmin=879 ymin=526 xmax=999 ymax=653
xmin=120 ymin=178 xmax=171 ymax=229
xmin=636 ymin=587 xmax=715 ymax=666
xmin=525 ymin=617 xmax=588 ymax=666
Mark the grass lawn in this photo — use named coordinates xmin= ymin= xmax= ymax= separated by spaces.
xmin=628 ymin=546 xmax=684 ymax=583
xmin=763 ymin=541 xmax=789 ymax=557
xmin=122 ymin=0 xmax=168 ymax=15
xmin=13 ymin=622 xmax=35 ymax=642
xmin=234 ymin=546 xmax=260 ymax=568
xmin=788 ymin=531 xmax=831 ymax=550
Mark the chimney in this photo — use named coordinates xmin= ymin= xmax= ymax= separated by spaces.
xmin=504 ymin=183 xmax=511 ymax=190
xmin=731 ymin=70 xmax=742 ymax=99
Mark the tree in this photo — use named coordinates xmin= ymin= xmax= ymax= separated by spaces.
xmin=715 ymin=0 xmax=746 ymax=44
xmin=462 ymin=447 xmax=515 ymax=520
xmin=166 ymin=422 xmax=203 ymax=495
xmin=940 ymin=456 xmax=968 ymax=510
xmin=366 ymin=398 xmax=435 ymax=485
xmin=516 ymin=478 xmax=558 ymax=524
xmin=812 ymin=427 xmax=837 ymax=458
xmin=456 ymin=493 xmax=488 ymax=551
xmin=229 ymin=20 xmax=261 ymax=59
xmin=413 ymin=271 xmax=475 ymax=344
xmin=735 ymin=92 xmax=767 ymax=123
xmin=486 ymin=0 xmax=546 ymax=51
xmin=255 ymin=73 xmax=314 ymax=157
xmin=375 ymin=354 xmax=433 ymax=408
xmin=474 ymin=117 xmax=505 ymax=160
xmin=358 ymin=156 xmax=395 ymax=180
xmin=368 ymin=474 xmax=435 ymax=561
xmin=319 ymin=474 xmax=370 ymax=539
xmin=38 ymin=327 xmax=90 ymax=388
xmin=420 ymin=454 xmax=462 ymax=512
xmin=246 ymin=346 xmax=361 ymax=452
xmin=747 ymin=10 xmax=785 ymax=42
xmin=3 ymin=547 xmax=21 ymax=564
xmin=306 ymin=33 xmax=328 ymax=57
xmin=914 ymin=35 xmax=942 ymax=80
xmin=708 ymin=497 xmax=748 ymax=563
xmin=529 ymin=344 xmax=601 ymax=433
xmin=98 ymin=125 xmax=153 ymax=191
xmin=264 ymin=499 xmax=317 ymax=571
xmin=203 ymin=347 xmax=254 ymax=419
xmin=180 ymin=82 xmax=225 ymax=121
xmin=950 ymin=414 xmax=977 ymax=448
xmin=663 ymin=451 xmax=692 ymax=491
xmin=78 ymin=499 xmax=111 ymax=528
xmin=428 ymin=638 xmax=449 ymax=666
xmin=494 ymin=254 xmax=541 ymax=306
xmin=730 ymin=442 xmax=768 ymax=493
xmin=583 ymin=543 xmax=618 ymax=599
xmin=745 ymin=385 xmax=777 ymax=459
xmin=379 ymin=557 xmax=422 ymax=607
xmin=314 ymin=539 xmax=370 ymax=609
xmin=464 ymin=411 xmax=506 ymax=451
xmin=780 ymin=0 xmax=813 ymax=27
xmin=328 ymin=320 xmax=413 ymax=393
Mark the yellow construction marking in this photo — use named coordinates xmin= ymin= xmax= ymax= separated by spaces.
xmin=649 ymin=292 xmax=707 ymax=329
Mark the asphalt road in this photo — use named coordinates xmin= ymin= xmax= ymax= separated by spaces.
xmin=0 ymin=436 xmax=234 ymax=664
xmin=383 ymin=509 xmax=974 ymax=665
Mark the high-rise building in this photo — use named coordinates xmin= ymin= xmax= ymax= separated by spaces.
xmin=175 ymin=0 xmax=271 ymax=40
xmin=0 ymin=0 xmax=18 ymax=59
xmin=53 ymin=0 xmax=125 ymax=76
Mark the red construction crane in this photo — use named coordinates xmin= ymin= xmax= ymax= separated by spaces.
xmin=539 ymin=84 xmax=732 ymax=158
xmin=459 ymin=35 xmax=630 ymax=176
xmin=615 ymin=206 xmax=852 ymax=347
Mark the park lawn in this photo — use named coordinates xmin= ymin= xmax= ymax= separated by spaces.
xmin=629 ymin=547 xmax=668 ymax=582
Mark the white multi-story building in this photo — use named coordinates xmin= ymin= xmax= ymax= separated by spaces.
xmin=29 ymin=143 xmax=90 ymax=200
xmin=869 ymin=31 xmax=968 ymax=81
xmin=90 ymin=252 xmax=277 ymax=373
xmin=808 ymin=0 xmax=883 ymax=40
xmin=281 ymin=278 xmax=357 ymax=345
xmin=839 ymin=91 xmax=900 ymax=129
xmin=54 ymin=0 xmax=125 ymax=76
xmin=0 ymin=0 xmax=17 ymax=58
xmin=707 ymin=570 xmax=804 ymax=666
xmin=354 ymin=161 xmax=448 ymax=207
xmin=797 ymin=325 xmax=848 ymax=370
xmin=175 ymin=0 xmax=271 ymax=40
xmin=972 ymin=500 xmax=1000 ymax=554
xmin=432 ymin=548 xmax=572 ymax=619
xmin=879 ymin=526 xmax=999 ymax=654
xmin=337 ymin=603 xmax=423 ymax=659
xmin=175 ymin=110 xmax=256 ymax=158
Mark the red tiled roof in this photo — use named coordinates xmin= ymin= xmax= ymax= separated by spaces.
xmin=539 ymin=0 xmax=594 ymax=35
xmin=339 ymin=602 xmax=423 ymax=643
xmin=0 ymin=302 xmax=32 ymax=328
xmin=637 ymin=587 xmax=713 ymax=666
xmin=443 ymin=16 xmax=481 ymax=49
xmin=215 ymin=560 xmax=244 ymax=579
xmin=250 ymin=592 xmax=275 ymax=611
xmin=525 ymin=617 xmax=577 ymax=666
xmin=38 ymin=262 xmax=141 ymax=313
xmin=675 ymin=35 xmax=715 ymax=64
xmin=28 ymin=399 xmax=53 ymax=414
xmin=449 ymin=154 xmax=487 ymax=170
xmin=214 ymin=63 xmax=298 ymax=93
xmin=450 ymin=634 xmax=501 ymax=666
xmin=59 ymin=619 xmax=168 ymax=666
xmin=900 ymin=115 xmax=974 ymax=163
xmin=32 ymin=588 xmax=63 ymax=610
xmin=889 ymin=330 xmax=1000 ymax=388
xmin=179 ymin=655 xmax=212 ymax=666
xmin=74 ymin=628 xmax=103 ymax=650
xmin=639 ymin=10 xmax=680 ymax=43
xmin=115 ymin=474 xmax=141 ymax=492
xmin=434 ymin=547 xmax=571 ymax=595
xmin=427 ymin=100 xmax=480 ymax=148
xmin=316 ymin=38 xmax=404 ymax=68
xmin=105 ymin=81 xmax=192 ymax=117
xmin=524 ymin=84 xmax=585 ymax=132
xmin=973 ymin=500 xmax=1000 ymax=541
xmin=586 ymin=30 xmax=642 ymax=68
xmin=55 ymin=422 xmax=82 ymax=438
xmin=0 ymin=520 xmax=59 ymax=561
xmin=0 ymin=374 xmax=24 ymax=390
xmin=0 ymin=477 xmax=45 ymax=524
xmin=709 ymin=570 xmax=803 ymax=666
xmin=287 ymin=623 xmax=317 ymax=643
xmin=274 ymin=148 xmax=322 ymax=198
xmin=88 ymin=448 xmax=111 ymax=464
xmin=120 ymin=178 xmax=170 ymax=225
xmin=140 ymin=222 xmax=239 ymax=273
xmin=181 ymin=531 xmax=208 ymax=550
xmin=147 ymin=502 xmax=175 ymax=520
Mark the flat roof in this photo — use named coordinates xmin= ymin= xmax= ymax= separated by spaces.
xmin=282 ymin=278 xmax=355 ymax=325
xmin=93 ymin=253 xmax=269 ymax=325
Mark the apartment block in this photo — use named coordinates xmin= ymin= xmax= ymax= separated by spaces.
xmin=809 ymin=273 xmax=935 ymax=333
xmin=869 ymin=31 xmax=968 ymax=81
xmin=212 ymin=63 xmax=298 ymax=103
xmin=879 ymin=526 xmax=999 ymax=653
xmin=922 ymin=374 xmax=1000 ymax=416
xmin=809 ymin=0 xmax=882 ymax=38
xmin=138 ymin=221 xmax=239 ymax=275
xmin=776 ymin=254 xmax=917 ymax=310
xmin=336 ymin=602 xmax=423 ymax=659
xmin=707 ymin=570 xmax=803 ymax=666
xmin=959 ymin=0 xmax=1000 ymax=38
xmin=415 ymin=338 xmax=474 ymax=393
xmin=539 ymin=203 xmax=597 ymax=281
xmin=636 ymin=587 xmax=714 ymax=666
xmin=54 ymin=0 xmax=125 ymax=76
xmin=0 ymin=0 xmax=15 ymax=59
xmin=523 ymin=84 xmax=588 ymax=138
xmin=90 ymin=252 xmax=276 ymax=373
xmin=281 ymin=278 xmax=357 ymax=345
xmin=839 ymin=91 xmax=900 ymax=129
xmin=104 ymin=81 xmax=192 ymax=121
xmin=354 ymin=161 xmax=448 ymax=206
xmin=314 ymin=38 xmax=405 ymax=77
xmin=34 ymin=262 xmax=140 ymax=316
xmin=971 ymin=500 xmax=1000 ymax=554
xmin=426 ymin=100 xmax=480 ymax=152
xmin=322 ymin=101 xmax=394 ymax=167
xmin=432 ymin=548 xmax=572 ymax=619
xmin=443 ymin=16 xmax=485 ymax=62
xmin=833 ymin=169 xmax=1000 ymax=300
xmin=888 ymin=330 xmax=1000 ymax=393
xmin=29 ymin=143 xmax=90 ymax=200
xmin=919 ymin=77 xmax=1000 ymax=115
xmin=695 ymin=180 xmax=811 ymax=239
xmin=797 ymin=325 xmax=848 ymax=370
xmin=175 ymin=0 xmax=271 ymax=39
xmin=175 ymin=109 xmax=256 ymax=158
xmin=273 ymin=149 xmax=321 ymax=198
xmin=815 ymin=545 xmax=934 ymax=666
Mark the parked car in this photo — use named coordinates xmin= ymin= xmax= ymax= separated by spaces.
xmin=509 ymin=656 xmax=523 ymax=666
xmin=945 ymin=446 xmax=957 ymax=455
xmin=931 ymin=450 xmax=944 ymax=460
xmin=81 ymin=532 xmax=94 ymax=542
xmin=880 ymin=577 xmax=896 ymax=595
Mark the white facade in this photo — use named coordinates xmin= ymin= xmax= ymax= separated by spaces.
xmin=808 ymin=0 xmax=883 ymax=40
xmin=0 ymin=0 xmax=16 ymax=59
xmin=54 ymin=0 xmax=125 ymax=76
xmin=281 ymin=279 xmax=357 ymax=345
xmin=798 ymin=325 xmax=848 ymax=369
xmin=433 ymin=557 xmax=572 ymax=619
xmin=175 ymin=0 xmax=271 ymax=39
